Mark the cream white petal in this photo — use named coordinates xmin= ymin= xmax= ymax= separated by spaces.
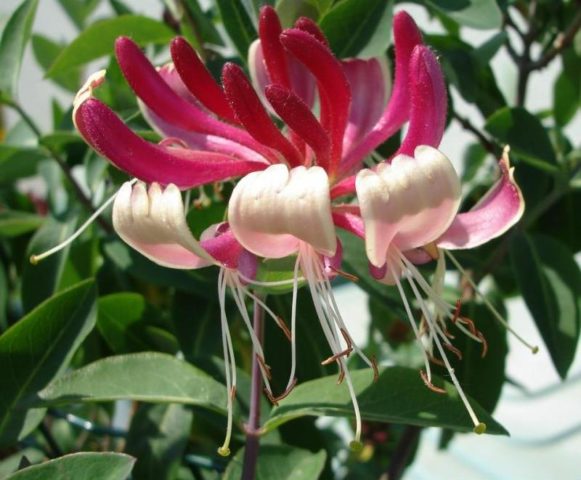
xmin=228 ymin=165 xmax=337 ymax=258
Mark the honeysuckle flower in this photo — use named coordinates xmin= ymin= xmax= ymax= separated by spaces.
xmin=50 ymin=6 xmax=451 ymax=450
xmin=353 ymin=144 xmax=527 ymax=433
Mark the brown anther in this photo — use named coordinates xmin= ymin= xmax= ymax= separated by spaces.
xmin=429 ymin=355 xmax=445 ymax=367
xmin=444 ymin=342 xmax=463 ymax=360
xmin=477 ymin=332 xmax=489 ymax=358
xmin=340 ymin=328 xmax=353 ymax=351
xmin=337 ymin=369 xmax=345 ymax=385
xmin=277 ymin=316 xmax=292 ymax=341
xmin=256 ymin=355 xmax=272 ymax=380
xmin=442 ymin=326 xmax=456 ymax=340
xmin=419 ymin=316 xmax=428 ymax=335
xmin=420 ymin=370 xmax=446 ymax=394
xmin=451 ymin=299 xmax=462 ymax=323
xmin=371 ymin=356 xmax=379 ymax=382
xmin=330 ymin=267 xmax=359 ymax=283
xmin=264 ymin=388 xmax=279 ymax=406
xmin=271 ymin=378 xmax=298 ymax=403
xmin=230 ymin=386 xmax=237 ymax=399
xmin=457 ymin=315 xmax=478 ymax=335
xmin=213 ymin=182 xmax=224 ymax=201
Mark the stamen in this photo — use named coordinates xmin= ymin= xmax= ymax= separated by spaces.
xmin=404 ymin=268 xmax=485 ymax=433
xmin=285 ymin=256 xmax=301 ymax=392
xmin=329 ymin=266 xmax=359 ymax=282
xmin=391 ymin=262 xmax=433 ymax=383
xmin=420 ymin=370 xmax=446 ymax=394
xmin=30 ymin=179 xmax=137 ymax=265
xmin=445 ymin=250 xmax=539 ymax=354
xmin=217 ymin=269 xmax=236 ymax=457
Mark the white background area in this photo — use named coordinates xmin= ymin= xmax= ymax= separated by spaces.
xmin=2 ymin=1 xmax=580 ymax=479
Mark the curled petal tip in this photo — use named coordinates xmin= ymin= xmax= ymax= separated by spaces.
xmin=437 ymin=147 xmax=525 ymax=250
xmin=73 ymin=69 xmax=107 ymax=121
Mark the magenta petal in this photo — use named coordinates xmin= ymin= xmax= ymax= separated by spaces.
xmin=170 ymin=37 xmax=238 ymax=123
xmin=265 ymin=85 xmax=330 ymax=167
xmin=75 ymin=97 xmax=266 ymax=188
xmin=200 ymin=225 xmax=245 ymax=269
xmin=114 ymin=37 xmax=276 ymax=163
xmin=330 ymin=175 xmax=356 ymax=199
xmin=332 ymin=210 xmax=364 ymax=238
xmin=340 ymin=11 xmax=423 ymax=171
xmin=294 ymin=16 xmax=329 ymax=46
xmin=340 ymin=57 xmax=390 ymax=171
xmin=222 ymin=63 xmax=303 ymax=167
xmin=396 ymin=45 xmax=447 ymax=157
xmin=259 ymin=6 xmax=291 ymax=88
xmin=281 ymin=28 xmax=351 ymax=175
xmin=437 ymin=149 xmax=525 ymax=249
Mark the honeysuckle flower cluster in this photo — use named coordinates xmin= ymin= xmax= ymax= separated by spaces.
xmin=35 ymin=7 xmax=527 ymax=453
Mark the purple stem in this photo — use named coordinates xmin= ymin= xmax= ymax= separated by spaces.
xmin=241 ymin=296 xmax=265 ymax=480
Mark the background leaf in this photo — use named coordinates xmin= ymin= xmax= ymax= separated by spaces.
xmin=38 ymin=353 xmax=229 ymax=416
xmin=125 ymin=404 xmax=193 ymax=480
xmin=224 ymin=445 xmax=326 ymax=480
xmin=319 ymin=0 xmax=393 ymax=59
xmin=264 ymin=366 xmax=507 ymax=435
xmin=4 ymin=452 xmax=134 ymax=480
xmin=0 ymin=279 xmax=97 ymax=446
xmin=510 ymin=233 xmax=581 ymax=378
xmin=215 ymin=0 xmax=257 ymax=59
xmin=0 ymin=0 xmax=39 ymax=100
xmin=485 ymin=107 xmax=557 ymax=169
xmin=46 ymin=15 xmax=175 ymax=77
xmin=427 ymin=0 xmax=502 ymax=30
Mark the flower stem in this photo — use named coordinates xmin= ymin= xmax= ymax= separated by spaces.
xmin=241 ymin=294 xmax=266 ymax=480
xmin=386 ymin=426 xmax=421 ymax=480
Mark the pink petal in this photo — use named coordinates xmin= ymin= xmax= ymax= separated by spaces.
xmin=437 ymin=148 xmax=525 ymax=249
xmin=396 ymin=45 xmax=447 ymax=157
xmin=340 ymin=56 xmax=390 ymax=171
xmin=229 ymin=164 xmax=337 ymax=258
xmin=170 ymin=37 xmax=238 ymax=123
xmin=356 ymin=146 xmax=461 ymax=267
xmin=281 ymin=28 xmax=351 ymax=176
xmin=74 ymin=97 xmax=266 ymax=189
xmin=222 ymin=63 xmax=303 ymax=167
xmin=114 ymin=37 xmax=277 ymax=163
xmin=332 ymin=209 xmax=365 ymax=238
xmin=265 ymin=84 xmax=330 ymax=167
xmin=340 ymin=11 xmax=423 ymax=171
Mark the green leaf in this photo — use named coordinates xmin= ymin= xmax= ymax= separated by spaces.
xmin=56 ymin=0 xmax=101 ymax=30
xmin=46 ymin=15 xmax=175 ymax=77
xmin=427 ymin=0 xmax=502 ymax=30
xmin=553 ymin=49 xmax=581 ymax=127
xmin=428 ymin=34 xmax=505 ymax=117
xmin=319 ymin=0 xmax=393 ymax=59
xmin=0 ymin=146 xmax=46 ymax=183
xmin=215 ymin=0 xmax=257 ymax=59
xmin=103 ymin=239 xmax=215 ymax=293
xmin=275 ymin=0 xmax=321 ymax=28
xmin=264 ymin=366 xmax=507 ymax=435
xmin=224 ymin=445 xmax=326 ymax=480
xmin=510 ymin=233 xmax=581 ymax=378
xmin=0 ymin=211 xmax=43 ymax=238
xmin=485 ymin=107 xmax=557 ymax=169
xmin=0 ymin=0 xmax=39 ymax=100
xmin=181 ymin=0 xmax=224 ymax=47
xmin=437 ymin=301 xmax=508 ymax=414
xmin=125 ymin=404 xmax=193 ymax=480
xmin=31 ymin=35 xmax=81 ymax=92
xmin=97 ymin=293 xmax=165 ymax=354
xmin=0 ymin=280 xmax=97 ymax=446
xmin=21 ymin=215 xmax=78 ymax=312
xmin=37 ymin=353 xmax=229 ymax=416
xmin=0 ymin=263 xmax=7 ymax=332
xmin=4 ymin=452 xmax=135 ymax=480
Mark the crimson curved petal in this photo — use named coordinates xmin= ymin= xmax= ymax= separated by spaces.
xmin=170 ymin=37 xmax=238 ymax=123
xmin=281 ymin=28 xmax=351 ymax=175
xmin=340 ymin=11 xmax=423 ymax=170
xmin=115 ymin=36 xmax=277 ymax=163
xmin=75 ymin=97 xmax=266 ymax=189
xmin=396 ymin=45 xmax=447 ymax=157
xmin=437 ymin=149 xmax=525 ymax=250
